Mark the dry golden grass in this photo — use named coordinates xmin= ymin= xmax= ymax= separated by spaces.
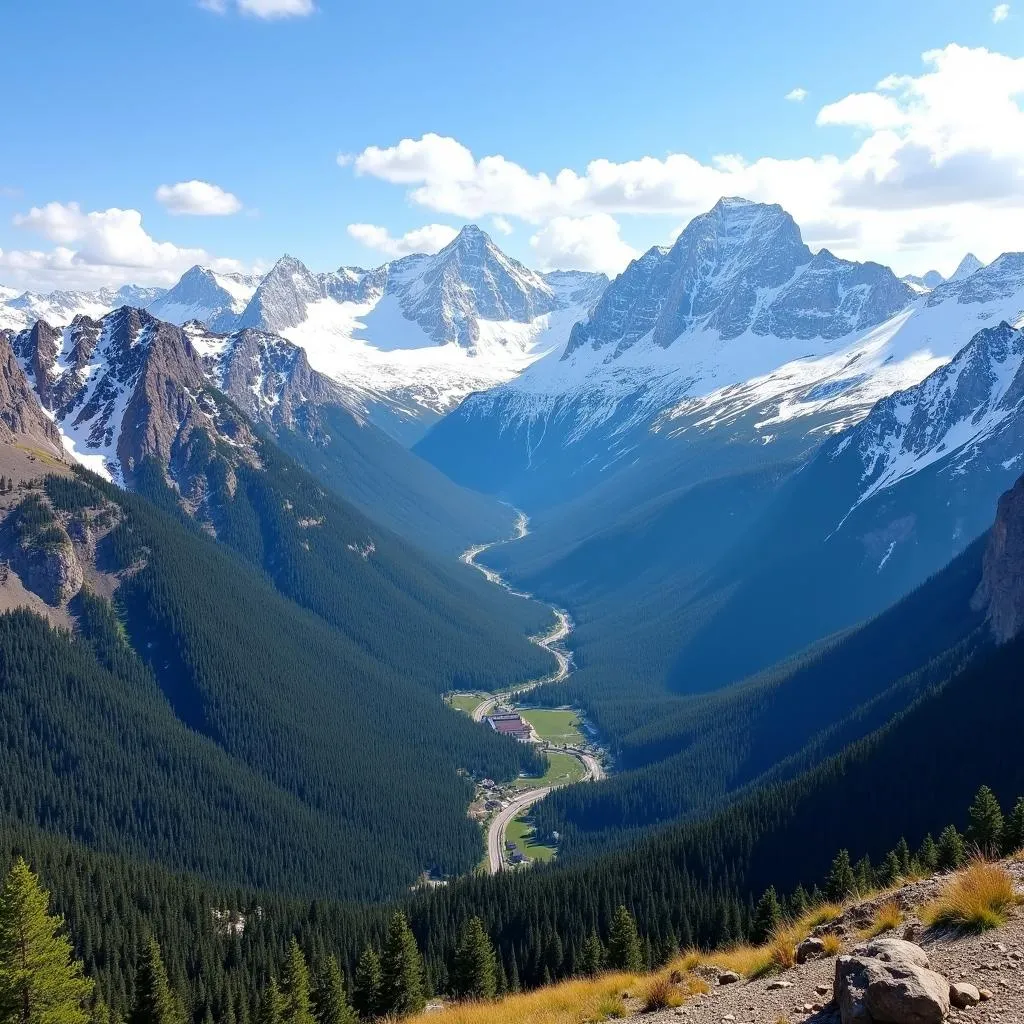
xmin=640 ymin=975 xmax=685 ymax=1012
xmin=863 ymin=900 xmax=903 ymax=938
xmin=922 ymin=859 xmax=1021 ymax=932
xmin=403 ymin=970 xmax=654 ymax=1024
xmin=820 ymin=932 xmax=842 ymax=956
xmin=801 ymin=902 xmax=843 ymax=928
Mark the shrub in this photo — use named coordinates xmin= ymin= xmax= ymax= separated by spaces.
xmin=864 ymin=901 xmax=903 ymax=938
xmin=923 ymin=859 xmax=1020 ymax=932
xmin=640 ymin=976 xmax=683 ymax=1012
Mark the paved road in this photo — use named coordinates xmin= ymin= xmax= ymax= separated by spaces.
xmin=486 ymin=787 xmax=552 ymax=873
xmin=460 ymin=511 xmax=605 ymax=874
xmin=486 ymin=745 xmax=604 ymax=873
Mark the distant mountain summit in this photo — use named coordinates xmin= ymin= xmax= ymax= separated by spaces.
xmin=0 ymin=284 xmax=167 ymax=331
xmin=565 ymin=198 xmax=913 ymax=359
xmin=147 ymin=266 xmax=260 ymax=332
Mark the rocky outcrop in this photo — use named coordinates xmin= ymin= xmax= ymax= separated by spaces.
xmin=0 ymin=331 xmax=65 ymax=457
xmin=835 ymin=939 xmax=950 ymax=1024
xmin=5 ymin=496 xmax=84 ymax=606
xmin=973 ymin=472 xmax=1024 ymax=642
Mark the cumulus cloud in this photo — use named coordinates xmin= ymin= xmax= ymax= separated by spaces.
xmin=343 ymin=44 xmax=1024 ymax=272
xmin=491 ymin=216 xmax=514 ymax=236
xmin=785 ymin=87 xmax=808 ymax=102
xmin=156 ymin=180 xmax=242 ymax=216
xmin=3 ymin=201 xmax=246 ymax=290
xmin=993 ymin=4 xmax=1010 ymax=22
xmin=200 ymin=0 xmax=315 ymax=18
xmin=529 ymin=214 xmax=637 ymax=277
xmin=346 ymin=222 xmax=459 ymax=258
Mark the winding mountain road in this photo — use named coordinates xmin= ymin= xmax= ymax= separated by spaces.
xmin=461 ymin=512 xmax=601 ymax=873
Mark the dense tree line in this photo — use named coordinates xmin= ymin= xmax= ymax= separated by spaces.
xmin=0 ymin=474 xmax=547 ymax=902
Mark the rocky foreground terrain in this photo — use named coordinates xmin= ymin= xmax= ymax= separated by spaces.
xmin=643 ymin=862 xmax=1024 ymax=1024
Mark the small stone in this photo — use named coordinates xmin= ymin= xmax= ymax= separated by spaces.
xmin=950 ymin=983 xmax=982 ymax=1009
xmin=766 ymin=980 xmax=794 ymax=990
xmin=718 ymin=971 xmax=741 ymax=986
xmin=815 ymin=984 xmax=830 ymax=996
xmin=796 ymin=936 xmax=827 ymax=964
xmin=979 ymin=988 xmax=994 ymax=1001
xmin=994 ymin=943 xmax=1008 ymax=953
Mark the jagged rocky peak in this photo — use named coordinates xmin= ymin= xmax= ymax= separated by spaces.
xmin=564 ymin=197 xmax=915 ymax=358
xmin=194 ymin=323 xmax=346 ymax=439
xmin=974 ymin=471 xmax=1024 ymax=642
xmin=148 ymin=265 xmax=258 ymax=333
xmin=841 ymin=321 xmax=1024 ymax=505
xmin=236 ymin=254 xmax=327 ymax=334
xmin=390 ymin=224 xmax=559 ymax=347
xmin=928 ymin=252 xmax=1024 ymax=308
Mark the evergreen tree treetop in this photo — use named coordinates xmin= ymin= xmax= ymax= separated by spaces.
xmin=127 ymin=940 xmax=180 ymax=1024
xmin=606 ymin=906 xmax=642 ymax=973
xmin=0 ymin=858 xmax=93 ymax=1024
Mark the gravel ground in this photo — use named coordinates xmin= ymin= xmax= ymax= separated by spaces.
xmin=641 ymin=863 xmax=1024 ymax=1024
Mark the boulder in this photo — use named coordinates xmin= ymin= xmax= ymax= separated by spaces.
xmin=717 ymin=970 xmax=740 ymax=985
xmin=796 ymin=936 xmax=827 ymax=964
xmin=950 ymin=982 xmax=981 ymax=1008
xmin=862 ymin=938 xmax=930 ymax=969
xmin=835 ymin=940 xmax=951 ymax=1024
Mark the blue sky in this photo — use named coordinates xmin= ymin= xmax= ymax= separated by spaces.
xmin=1 ymin=0 xmax=1021 ymax=290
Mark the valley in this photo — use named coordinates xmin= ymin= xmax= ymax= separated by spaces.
xmin=454 ymin=512 xmax=606 ymax=872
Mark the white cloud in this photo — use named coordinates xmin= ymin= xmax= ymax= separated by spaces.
xmin=993 ymin=4 xmax=1011 ymax=22
xmin=785 ymin=87 xmax=808 ymax=102
xmin=200 ymin=0 xmax=315 ymax=18
xmin=529 ymin=214 xmax=637 ymax=277
xmin=155 ymin=180 xmax=242 ymax=216
xmin=346 ymin=222 xmax=459 ymax=258
xmin=491 ymin=215 xmax=514 ymax=236
xmin=344 ymin=44 xmax=1024 ymax=273
xmin=3 ymin=201 xmax=246 ymax=290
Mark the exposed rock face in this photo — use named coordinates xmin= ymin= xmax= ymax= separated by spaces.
xmin=0 ymin=331 xmax=65 ymax=456
xmin=973 ymin=472 xmax=1024 ymax=642
xmin=195 ymin=326 xmax=347 ymax=441
xmin=835 ymin=940 xmax=951 ymax=1024
xmin=9 ymin=307 xmax=259 ymax=499
xmin=563 ymin=198 xmax=914 ymax=358
xmin=147 ymin=265 xmax=259 ymax=333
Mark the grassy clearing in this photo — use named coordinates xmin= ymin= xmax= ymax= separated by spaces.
xmin=923 ymin=859 xmax=1021 ymax=932
xmin=448 ymin=693 xmax=487 ymax=716
xmin=505 ymin=814 xmax=556 ymax=863
xmin=517 ymin=708 xmax=586 ymax=746
xmin=515 ymin=752 xmax=586 ymax=791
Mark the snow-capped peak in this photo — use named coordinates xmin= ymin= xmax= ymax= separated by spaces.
xmin=950 ymin=253 xmax=985 ymax=282
xmin=147 ymin=265 xmax=260 ymax=333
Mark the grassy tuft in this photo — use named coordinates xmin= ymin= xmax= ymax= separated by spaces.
xmin=820 ymin=932 xmax=842 ymax=956
xmin=864 ymin=900 xmax=903 ymax=938
xmin=640 ymin=976 xmax=684 ymax=1012
xmin=922 ymin=859 xmax=1020 ymax=932
xmin=802 ymin=903 xmax=843 ymax=928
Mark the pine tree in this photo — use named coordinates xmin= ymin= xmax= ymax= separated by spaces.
xmin=450 ymin=918 xmax=496 ymax=1001
xmin=311 ymin=957 xmax=355 ymax=1024
xmin=788 ymin=885 xmax=809 ymax=919
xmin=750 ymin=887 xmax=781 ymax=945
xmin=379 ymin=914 xmax=425 ymax=1018
xmin=1004 ymin=797 xmax=1024 ymax=855
xmin=917 ymin=834 xmax=938 ymax=873
xmin=258 ymin=981 xmax=283 ymax=1024
xmin=894 ymin=838 xmax=912 ymax=876
xmin=128 ymin=940 xmax=180 ymax=1024
xmin=351 ymin=952 xmax=381 ymax=1021
xmin=967 ymin=786 xmax=1004 ymax=857
xmin=0 ymin=858 xmax=93 ymax=1024
xmin=825 ymin=849 xmax=856 ymax=903
xmin=937 ymin=825 xmax=966 ymax=870
xmin=878 ymin=850 xmax=902 ymax=888
xmin=279 ymin=942 xmax=314 ymax=1024
xmin=606 ymin=907 xmax=642 ymax=973
xmin=853 ymin=856 xmax=874 ymax=895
